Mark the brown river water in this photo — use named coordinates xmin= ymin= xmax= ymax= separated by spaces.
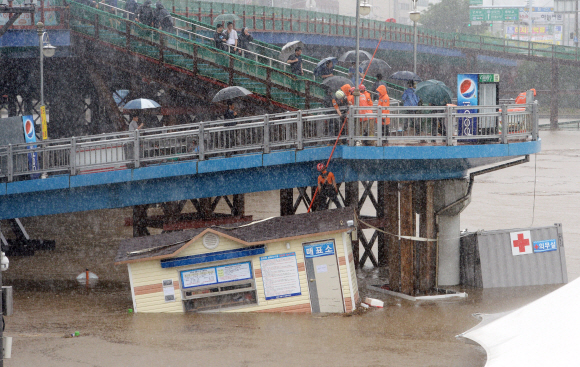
xmin=3 ymin=130 xmax=579 ymax=366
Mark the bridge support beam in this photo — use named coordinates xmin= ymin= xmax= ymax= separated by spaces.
xmin=550 ymin=61 xmax=559 ymax=130
xmin=130 ymin=194 xmax=247 ymax=237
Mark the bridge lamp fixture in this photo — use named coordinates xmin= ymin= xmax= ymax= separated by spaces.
xmin=36 ymin=22 xmax=56 ymax=143
xmin=359 ymin=1 xmax=372 ymax=17
xmin=409 ymin=10 xmax=420 ymax=74
xmin=355 ymin=0 xmax=372 ymax=109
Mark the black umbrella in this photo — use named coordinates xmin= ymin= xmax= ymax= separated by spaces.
xmin=389 ymin=70 xmax=421 ymax=81
xmin=314 ymin=57 xmax=338 ymax=76
xmin=361 ymin=59 xmax=391 ymax=77
xmin=212 ymin=86 xmax=253 ymax=102
xmin=338 ymin=50 xmax=373 ymax=62
xmin=321 ymin=76 xmax=353 ymax=92
xmin=415 ymin=80 xmax=454 ymax=106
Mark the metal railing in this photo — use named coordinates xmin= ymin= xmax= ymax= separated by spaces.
xmin=0 ymin=103 xmax=538 ymax=182
xmin=68 ymin=2 xmax=329 ymax=110
xmin=95 ymin=0 xmax=398 ymax=101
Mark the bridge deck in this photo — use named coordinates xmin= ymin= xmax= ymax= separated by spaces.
xmin=0 ymin=104 xmax=540 ymax=219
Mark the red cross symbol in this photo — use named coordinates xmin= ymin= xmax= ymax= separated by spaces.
xmin=513 ymin=233 xmax=530 ymax=253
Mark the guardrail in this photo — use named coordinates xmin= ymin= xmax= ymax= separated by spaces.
xmin=0 ymin=103 xmax=538 ymax=182
xmin=69 ymin=2 xmax=329 ymax=110
xmin=96 ymin=0 xmax=403 ymax=100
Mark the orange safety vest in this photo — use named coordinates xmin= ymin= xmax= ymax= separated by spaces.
xmin=378 ymin=95 xmax=390 ymax=125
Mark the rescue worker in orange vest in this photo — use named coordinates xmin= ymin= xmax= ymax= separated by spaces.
xmin=328 ymin=90 xmax=348 ymax=136
xmin=515 ymin=88 xmax=536 ymax=104
xmin=317 ymin=163 xmax=341 ymax=210
xmin=341 ymin=84 xmax=354 ymax=106
xmin=358 ymin=84 xmax=374 ymax=141
xmin=376 ymin=85 xmax=390 ymax=141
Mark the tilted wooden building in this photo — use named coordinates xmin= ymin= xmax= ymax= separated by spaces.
xmin=115 ymin=208 xmax=359 ymax=313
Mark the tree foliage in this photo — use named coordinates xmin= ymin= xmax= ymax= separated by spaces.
xmin=419 ymin=0 xmax=488 ymax=35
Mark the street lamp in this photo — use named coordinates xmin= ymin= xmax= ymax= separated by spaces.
xmin=36 ymin=22 xmax=56 ymax=140
xmin=409 ymin=8 xmax=421 ymax=74
xmin=355 ymin=0 xmax=372 ymax=111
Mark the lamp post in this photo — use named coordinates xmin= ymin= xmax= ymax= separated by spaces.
xmin=355 ymin=0 xmax=372 ymax=110
xmin=409 ymin=4 xmax=421 ymax=74
xmin=36 ymin=22 xmax=56 ymax=141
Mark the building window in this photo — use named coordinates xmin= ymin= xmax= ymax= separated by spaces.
xmin=179 ymin=261 xmax=258 ymax=312
xmin=400 ymin=3 xmax=410 ymax=10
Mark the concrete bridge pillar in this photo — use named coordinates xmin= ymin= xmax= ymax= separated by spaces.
xmin=434 ymin=178 xmax=471 ymax=286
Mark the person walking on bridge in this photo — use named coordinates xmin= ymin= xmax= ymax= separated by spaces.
xmin=402 ymin=81 xmax=419 ymax=135
xmin=154 ymin=2 xmax=174 ymax=33
xmin=214 ymin=24 xmax=228 ymax=51
xmin=317 ymin=163 xmax=341 ymax=210
xmin=136 ymin=0 xmax=154 ymax=27
xmin=287 ymin=47 xmax=304 ymax=76
xmin=223 ymin=22 xmax=238 ymax=54
xmin=237 ymin=28 xmax=253 ymax=56
xmin=125 ymin=0 xmax=137 ymax=20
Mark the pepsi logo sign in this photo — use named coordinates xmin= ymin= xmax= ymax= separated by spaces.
xmin=460 ymin=79 xmax=476 ymax=99
xmin=25 ymin=119 xmax=35 ymax=139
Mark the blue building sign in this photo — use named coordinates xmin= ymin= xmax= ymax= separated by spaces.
xmin=303 ymin=241 xmax=335 ymax=258
xmin=533 ymin=239 xmax=557 ymax=253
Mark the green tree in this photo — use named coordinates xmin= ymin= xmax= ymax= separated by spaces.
xmin=419 ymin=0 xmax=488 ymax=35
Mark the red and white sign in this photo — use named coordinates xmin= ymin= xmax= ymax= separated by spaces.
xmin=510 ymin=231 xmax=532 ymax=256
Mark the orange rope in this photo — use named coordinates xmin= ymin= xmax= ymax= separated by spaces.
xmin=307 ymin=113 xmax=349 ymax=213
xmin=362 ymin=37 xmax=383 ymax=82
xmin=307 ymin=38 xmax=385 ymax=213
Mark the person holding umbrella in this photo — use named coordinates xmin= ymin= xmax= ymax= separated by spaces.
xmin=287 ymin=47 xmax=303 ymax=76
xmin=214 ymin=24 xmax=227 ymax=51
xmin=349 ymin=62 xmax=363 ymax=85
xmin=318 ymin=60 xmax=334 ymax=80
xmin=129 ymin=115 xmax=144 ymax=131
xmin=223 ymin=22 xmax=238 ymax=54
xmin=402 ymin=81 xmax=419 ymax=135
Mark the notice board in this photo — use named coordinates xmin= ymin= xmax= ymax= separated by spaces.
xmin=260 ymin=252 xmax=301 ymax=300
xmin=180 ymin=262 xmax=252 ymax=289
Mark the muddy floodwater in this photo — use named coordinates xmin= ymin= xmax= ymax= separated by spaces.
xmin=4 ymin=130 xmax=580 ymax=366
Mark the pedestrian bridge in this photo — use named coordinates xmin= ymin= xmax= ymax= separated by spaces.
xmin=0 ymin=104 xmax=540 ymax=220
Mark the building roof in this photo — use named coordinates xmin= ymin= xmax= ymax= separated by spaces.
xmin=115 ymin=207 xmax=355 ymax=265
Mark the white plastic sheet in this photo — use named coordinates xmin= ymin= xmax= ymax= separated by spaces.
xmin=458 ymin=277 xmax=580 ymax=367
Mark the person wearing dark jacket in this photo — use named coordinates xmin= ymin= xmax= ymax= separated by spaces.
xmin=214 ymin=24 xmax=227 ymax=51
xmin=136 ymin=0 xmax=154 ymax=27
xmin=154 ymin=2 xmax=174 ymax=33
xmin=237 ymin=27 xmax=253 ymax=55
xmin=125 ymin=0 xmax=138 ymax=20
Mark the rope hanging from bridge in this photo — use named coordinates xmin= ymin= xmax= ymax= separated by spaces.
xmin=307 ymin=38 xmax=384 ymax=213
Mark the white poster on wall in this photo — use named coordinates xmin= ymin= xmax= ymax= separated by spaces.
xmin=181 ymin=268 xmax=217 ymax=288
xmin=260 ymin=252 xmax=301 ymax=300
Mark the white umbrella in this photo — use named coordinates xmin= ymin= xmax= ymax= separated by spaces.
xmin=458 ymin=278 xmax=580 ymax=367
xmin=212 ymin=86 xmax=253 ymax=103
xmin=279 ymin=40 xmax=304 ymax=61
xmin=123 ymin=98 xmax=161 ymax=110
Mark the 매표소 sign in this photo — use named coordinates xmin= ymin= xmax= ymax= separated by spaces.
xmin=303 ymin=242 xmax=335 ymax=258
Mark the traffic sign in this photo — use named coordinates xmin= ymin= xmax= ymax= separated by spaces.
xmin=469 ymin=0 xmax=483 ymax=5
xmin=470 ymin=8 xmax=519 ymax=22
